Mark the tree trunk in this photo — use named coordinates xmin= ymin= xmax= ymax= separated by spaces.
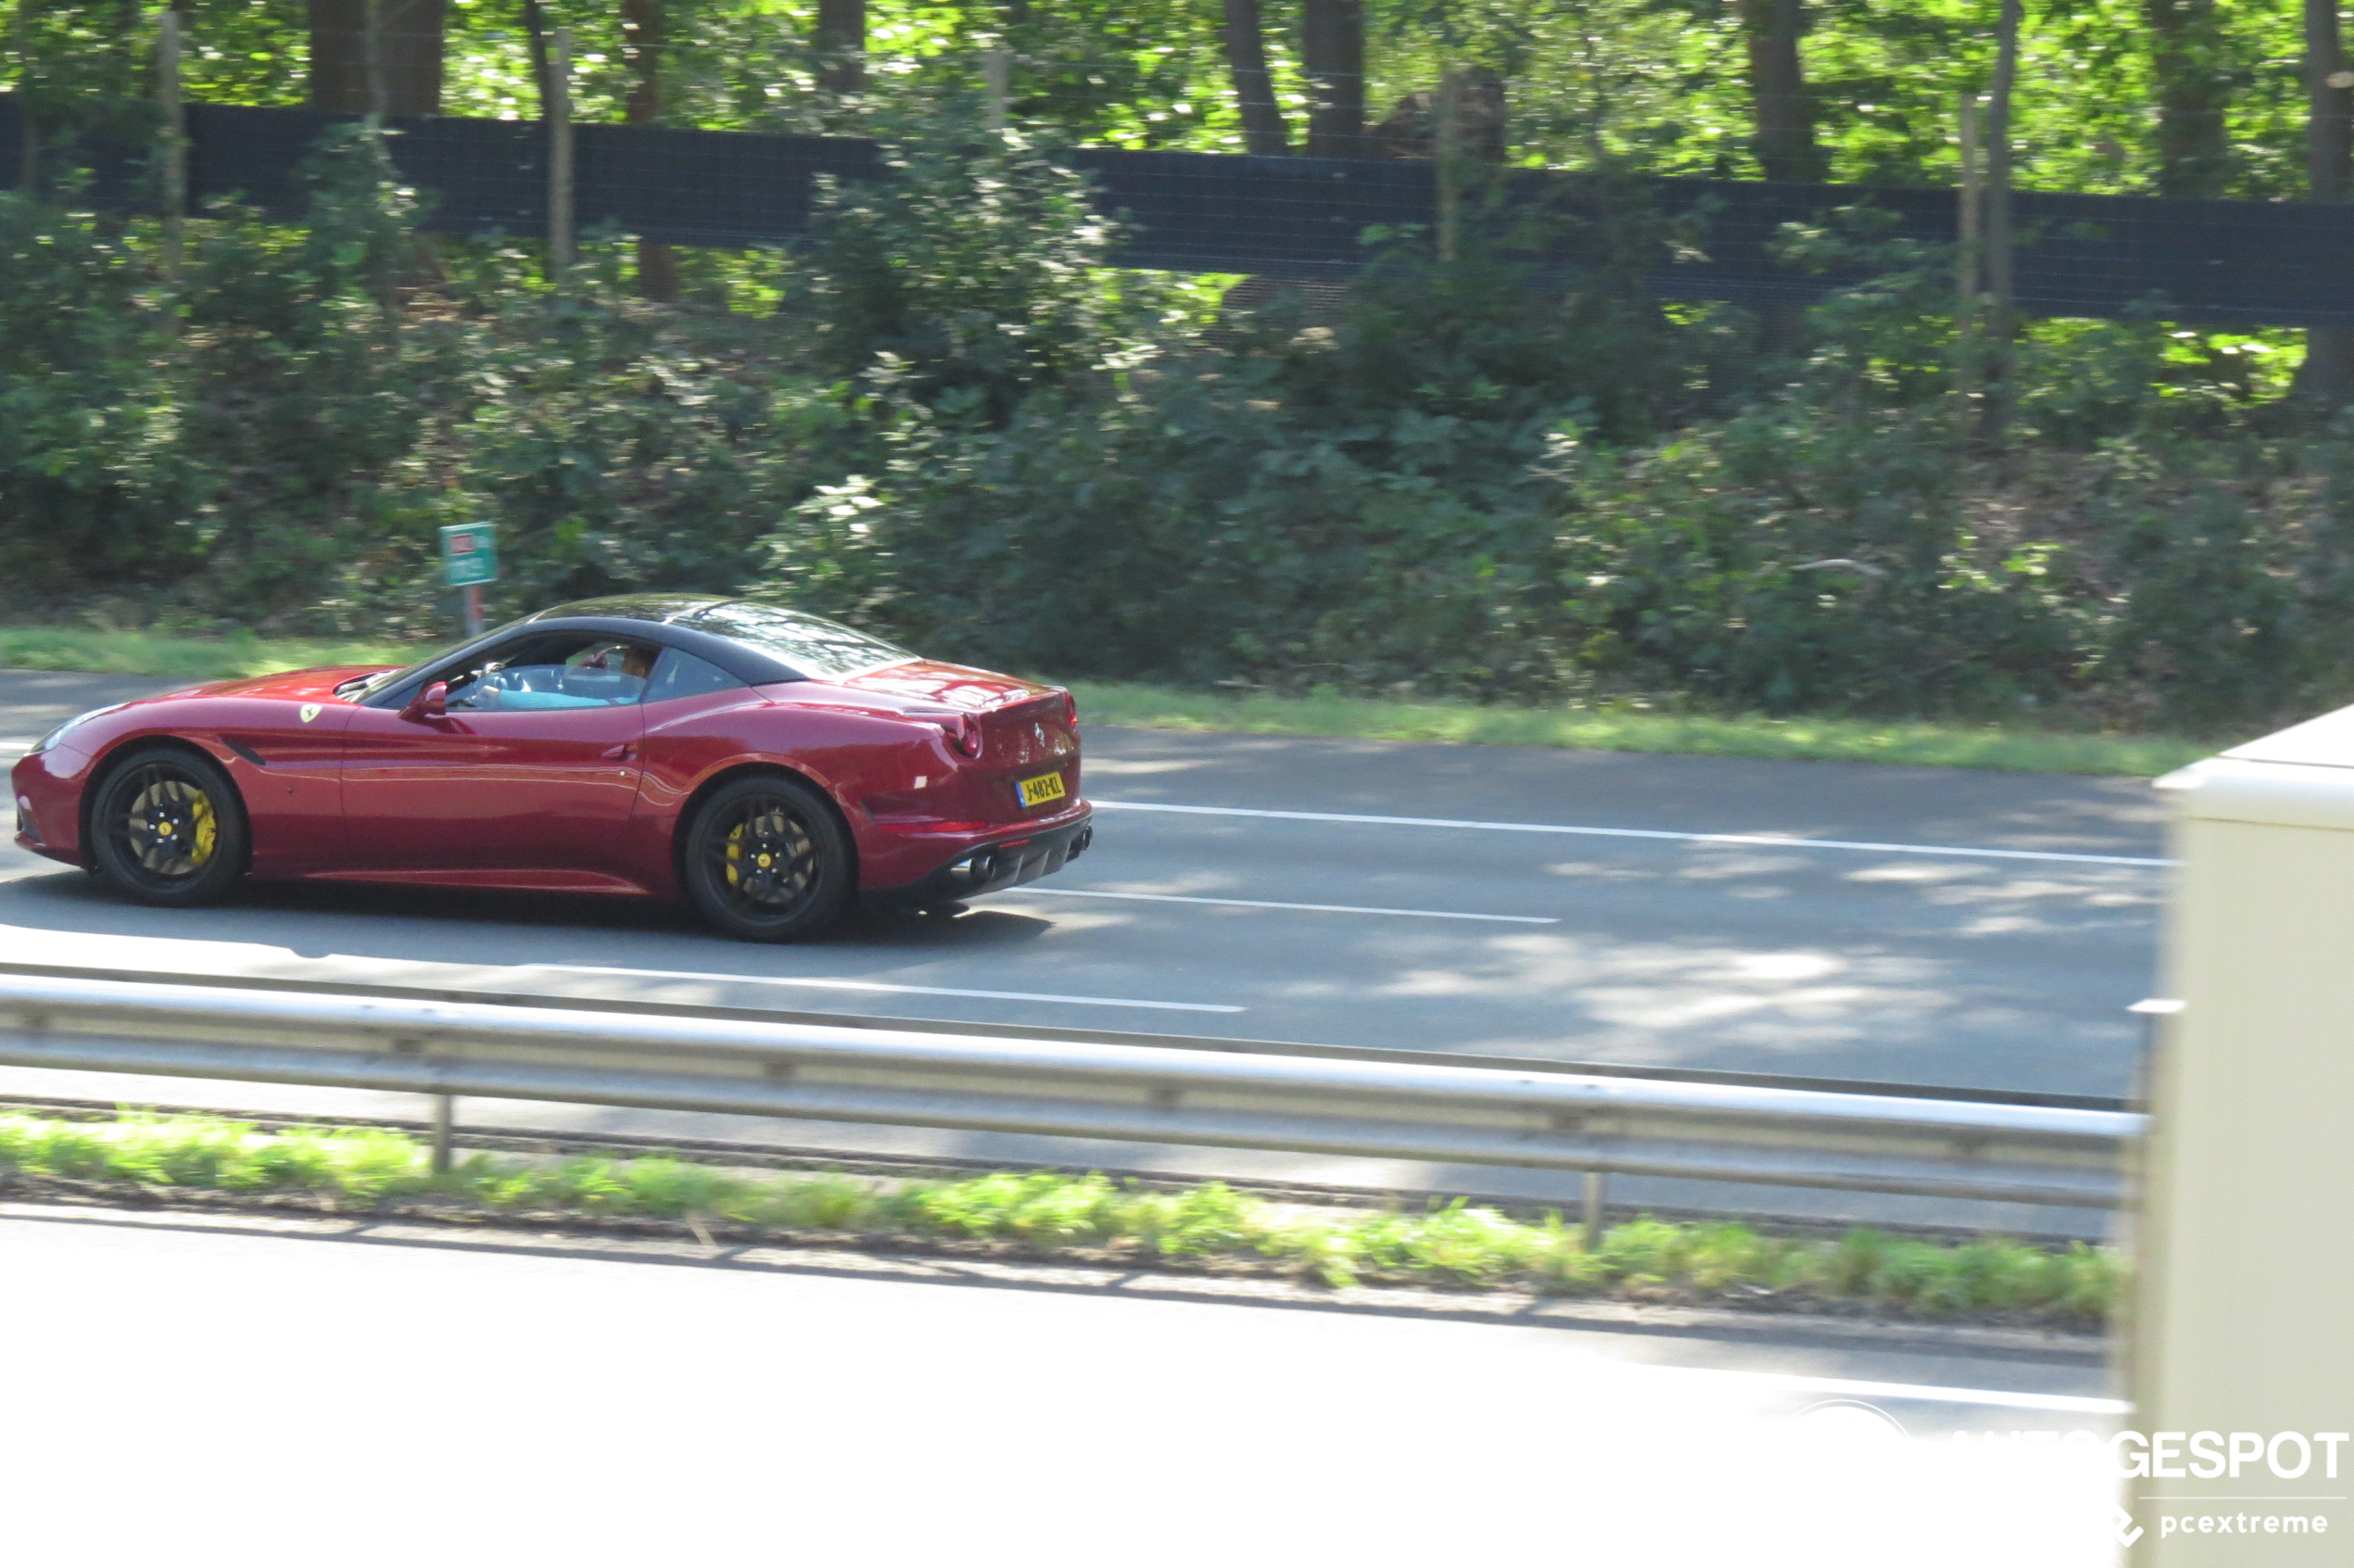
xmin=1736 ymin=0 xmax=1821 ymax=358
xmin=1301 ymin=0 xmax=1364 ymax=158
xmin=2300 ymin=0 xmax=2354 ymax=409
xmin=1737 ymin=0 xmax=1823 ymax=182
xmin=1221 ymin=0 xmax=1288 ymax=155
xmin=1980 ymin=0 xmax=2023 ymax=444
xmin=520 ymin=0 xmax=552 ymax=118
xmin=816 ymin=0 xmax=866 ymax=95
xmin=308 ymin=0 xmax=448 ymax=116
xmin=621 ymin=0 xmax=678 ymax=300
xmin=1955 ymin=94 xmax=1982 ymax=396
xmin=10 ymin=0 xmax=35 ymax=190
xmin=2145 ymin=0 xmax=2229 ymax=197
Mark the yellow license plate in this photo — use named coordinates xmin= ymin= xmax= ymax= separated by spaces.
xmin=1017 ymin=772 xmax=1067 ymax=807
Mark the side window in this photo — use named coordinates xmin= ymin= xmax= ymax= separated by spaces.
xmin=645 ymin=648 xmax=747 ymax=704
xmin=437 ymin=635 xmax=661 ymax=712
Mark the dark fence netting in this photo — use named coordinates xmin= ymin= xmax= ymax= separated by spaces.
xmin=6 ymin=91 xmax=2354 ymax=324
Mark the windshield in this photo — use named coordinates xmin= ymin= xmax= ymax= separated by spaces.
xmin=334 ymin=615 xmax=536 ymax=702
xmin=681 ymin=603 xmax=914 ymax=681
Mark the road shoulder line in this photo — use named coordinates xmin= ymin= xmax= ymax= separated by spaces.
xmin=1092 ymin=799 xmax=2174 ymax=867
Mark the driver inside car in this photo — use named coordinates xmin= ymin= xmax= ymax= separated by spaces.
xmin=448 ymin=642 xmax=655 ymax=710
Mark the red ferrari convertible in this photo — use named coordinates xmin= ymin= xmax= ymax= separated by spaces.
xmin=10 ymin=596 xmax=1092 ymax=940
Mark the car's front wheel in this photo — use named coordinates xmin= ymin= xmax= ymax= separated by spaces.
xmin=89 ymin=746 xmax=250 ymax=906
xmin=679 ymin=773 xmax=854 ymax=942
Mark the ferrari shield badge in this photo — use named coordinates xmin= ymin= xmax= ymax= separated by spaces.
xmin=299 ymin=704 xmax=322 ymax=724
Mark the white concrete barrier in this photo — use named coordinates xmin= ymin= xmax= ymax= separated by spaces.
xmin=2132 ymin=712 xmax=2354 ymax=1562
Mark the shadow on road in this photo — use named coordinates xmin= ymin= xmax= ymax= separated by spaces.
xmin=0 ymin=861 xmax=1057 ymax=961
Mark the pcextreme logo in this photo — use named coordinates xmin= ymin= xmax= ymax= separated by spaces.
xmin=2113 ymin=1507 xmax=2333 ymax=1541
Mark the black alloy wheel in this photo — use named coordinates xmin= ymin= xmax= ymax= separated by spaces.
xmin=90 ymin=747 xmax=250 ymax=906
xmin=680 ymin=774 xmax=853 ymax=942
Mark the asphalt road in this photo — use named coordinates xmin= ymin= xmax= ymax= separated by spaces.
xmin=1 ymin=669 xmax=2172 ymax=1230
xmin=0 ymin=1202 xmax=2127 ymax=1568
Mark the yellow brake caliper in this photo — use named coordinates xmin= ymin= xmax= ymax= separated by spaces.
xmin=725 ymin=821 xmax=744 ymax=886
xmin=188 ymin=788 xmax=217 ymax=866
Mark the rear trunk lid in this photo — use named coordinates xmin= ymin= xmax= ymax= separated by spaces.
xmin=835 ymin=660 xmax=1051 ymax=711
xmin=835 ymin=662 xmax=1079 ymax=824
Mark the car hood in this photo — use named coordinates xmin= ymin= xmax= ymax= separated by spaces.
xmin=163 ymin=666 xmax=396 ymax=703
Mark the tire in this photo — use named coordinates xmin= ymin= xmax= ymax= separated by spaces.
xmin=89 ymin=745 xmax=250 ymax=906
xmin=678 ymin=773 xmax=854 ymax=942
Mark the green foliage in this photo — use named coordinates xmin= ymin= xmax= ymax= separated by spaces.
xmin=0 ymin=1111 xmax=431 ymax=1198
xmin=0 ymin=125 xmax=868 ymax=632
xmin=444 ymin=252 xmax=865 ymax=612
xmin=0 ymin=193 xmax=196 ymax=601
xmin=7 ymin=0 xmax=158 ymax=146
xmin=761 ymin=207 xmax=1689 ymax=702
xmin=8 ymin=96 xmax=2354 ymax=732
xmin=0 ymin=0 xmax=2332 ymax=202
xmin=750 ymin=178 xmax=2354 ymax=731
xmin=0 ymin=129 xmax=461 ymax=624
xmin=796 ymin=104 xmax=1160 ymax=424
xmin=0 ymin=1111 xmax=2122 ymax=1324
xmin=174 ymin=127 xmax=463 ymax=613
xmin=1551 ymin=400 xmax=2080 ymax=718
xmin=901 ymin=1169 xmax=1129 ymax=1243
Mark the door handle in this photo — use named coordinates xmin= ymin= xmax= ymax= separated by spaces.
xmin=601 ymin=743 xmax=636 ymax=761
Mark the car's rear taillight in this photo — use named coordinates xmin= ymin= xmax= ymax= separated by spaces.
xmin=1060 ymin=690 xmax=1079 ymax=727
xmin=943 ymin=714 xmax=983 ymax=758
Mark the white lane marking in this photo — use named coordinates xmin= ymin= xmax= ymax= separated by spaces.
xmin=1721 ymin=1369 xmax=2129 ymax=1415
xmin=1017 ymin=887 xmax=1559 ymax=924
xmin=1092 ymin=800 xmax=2174 ymax=868
xmin=513 ymin=962 xmax=1245 ymax=1013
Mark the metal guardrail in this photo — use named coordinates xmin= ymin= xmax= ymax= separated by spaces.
xmin=0 ymin=969 xmax=2140 ymax=1214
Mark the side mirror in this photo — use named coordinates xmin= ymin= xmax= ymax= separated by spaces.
xmin=399 ymin=681 xmax=449 ymax=723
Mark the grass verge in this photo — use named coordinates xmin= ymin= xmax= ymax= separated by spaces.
xmin=1064 ymin=680 xmax=2214 ymax=778
xmin=0 ymin=626 xmax=424 ymax=681
xmin=0 ymin=1112 xmax=2119 ymax=1327
xmin=0 ymin=624 xmax=2211 ymax=777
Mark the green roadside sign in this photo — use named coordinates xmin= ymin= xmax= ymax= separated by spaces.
xmin=440 ymin=523 xmax=499 ymax=588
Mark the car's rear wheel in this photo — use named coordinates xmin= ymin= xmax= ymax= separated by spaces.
xmin=90 ymin=747 xmax=249 ymax=906
xmin=679 ymin=774 xmax=854 ymax=942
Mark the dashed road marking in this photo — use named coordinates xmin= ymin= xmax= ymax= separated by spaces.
xmin=1018 ymin=887 xmax=1559 ymax=923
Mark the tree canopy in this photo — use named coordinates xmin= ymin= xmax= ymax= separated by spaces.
xmin=1 ymin=0 xmax=2335 ymax=200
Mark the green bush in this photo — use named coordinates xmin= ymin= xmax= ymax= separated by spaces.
xmin=9 ymin=113 xmax=2354 ymax=734
xmin=0 ymin=127 xmax=870 ymax=634
xmin=0 ymin=192 xmax=200 ymax=600
xmin=173 ymin=127 xmax=463 ymax=614
xmin=446 ymin=259 xmax=865 ymax=613
xmin=758 ymin=209 xmax=1689 ymax=701
xmin=795 ymin=103 xmax=1162 ymax=424
xmin=756 ymin=189 xmax=2354 ymax=731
